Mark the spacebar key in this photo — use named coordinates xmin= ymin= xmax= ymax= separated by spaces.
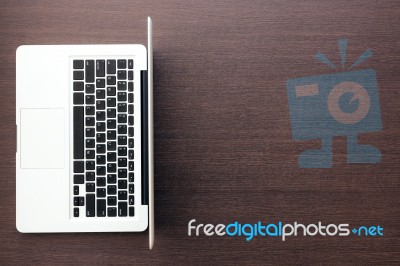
xmin=86 ymin=194 xmax=95 ymax=217
xmin=73 ymin=106 xmax=84 ymax=159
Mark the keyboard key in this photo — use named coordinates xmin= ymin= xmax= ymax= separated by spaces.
xmin=73 ymin=106 xmax=84 ymax=159
xmin=73 ymin=162 xmax=84 ymax=174
xmin=128 ymin=127 xmax=134 ymax=137
xmin=86 ymin=160 xmax=95 ymax=170
xmin=118 ymin=125 xmax=127 ymax=134
xmin=129 ymin=150 xmax=134 ymax=160
xmin=118 ymin=147 xmax=127 ymax=156
xmin=74 ymin=185 xmax=79 ymax=195
xmin=74 ymin=197 xmax=79 ymax=206
xmin=73 ymin=71 xmax=84 ymax=80
xmin=96 ymin=100 xmax=105 ymax=110
xmin=118 ymin=114 xmax=127 ymax=123
xmin=128 ymin=104 xmax=134 ymax=114
xmin=108 ymin=207 xmax=117 ymax=217
xmin=86 ymin=194 xmax=95 ymax=217
xmin=107 ymin=174 xmax=117 ymax=184
xmin=107 ymin=120 xmax=116 ymax=129
xmin=97 ymin=188 xmax=106 ymax=198
xmin=96 ymin=89 xmax=106 ymax=100
xmin=118 ymin=81 xmax=126 ymax=90
xmin=73 ymin=60 xmax=84 ymax=69
xmin=118 ymin=158 xmax=127 ymax=168
xmin=96 ymin=89 xmax=105 ymax=99
xmin=107 ymin=98 xmax=116 ymax=107
xmin=118 ymin=180 xmax=127 ymax=189
xmin=118 ymin=191 xmax=127 ymax=200
xmin=73 ymin=93 xmax=84 ymax=104
xmin=129 ymin=173 xmax=134 ymax=182
xmin=96 ymin=122 xmax=106 ymax=132
xmin=86 ymin=117 xmax=95 ymax=126
xmin=86 ymin=150 xmax=95 ymax=159
xmin=117 ymin=70 xmax=126 ymax=80
xmin=128 ymin=59 xmax=133 ymax=69
xmin=128 ymin=71 xmax=133 ymax=80
xmin=97 ymin=199 xmax=106 ymax=217
xmin=97 ymin=155 xmax=106 ymax=164
xmin=128 ymin=82 xmax=133 ymax=92
xmin=107 ymin=185 xmax=117 ymax=195
xmin=96 ymin=133 xmax=106 ymax=143
xmin=78 ymin=197 xmax=85 ymax=206
xmin=118 ymin=202 xmax=127 ymax=216
xmin=96 ymin=111 xmax=106 ymax=121
xmin=86 ymin=182 xmax=95 ymax=192
xmin=107 ymin=130 xmax=116 ymax=140
xmin=107 ymin=163 xmax=117 ymax=173
xmin=128 ymin=116 xmax=134 ymax=126
xmin=107 ymin=86 xmax=116 ymax=96
xmin=118 ymin=136 xmax=127 ymax=145
xmin=129 ymin=207 xmax=135 ymax=217
xmin=129 ymin=161 xmax=134 ymax=171
xmin=85 ymin=60 xmax=95 ymax=82
xmin=96 ymin=79 xmax=105 ymax=88
xmin=97 ymin=165 xmax=106 ymax=175
xmin=86 ymin=172 xmax=95 ymax=181
xmin=107 ymin=60 xmax=116 ymax=74
xmin=108 ymin=196 xmax=117 ymax=206
xmin=86 ymin=139 xmax=95 ymax=148
xmin=107 ymin=141 xmax=116 ymax=151
xmin=86 ymin=106 xmax=95 ymax=115
xmin=107 ymin=152 xmax=117 ymax=162
xmin=118 ymin=92 xmax=127 ymax=101
xmin=86 ymin=84 xmax=95 ymax=93
xmin=107 ymin=109 xmax=116 ymax=118
xmin=96 ymin=60 xmax=105 ymax=77
xmin=97 ymin=144 xmax=106 ymax=153
xmin=129 ymin=195 xmax=134 ymax=205
xmin=86 ymin=128 xmax=95 ymax=137
xmin=74 ymin=196 xmax=84 ymax=206
xmin=74 ymin=208 xmax=79 ymax=217
xmin=107 ymin=76 xmax=116 ymax=85
xmin=117 ymin=59 xmax=126 ymax=69
xmin=118 ymin=169 xmax=127 ymax=178
xmin=129 ymin=138 xmax=134 ymax=148
xmin=86 ymin=95 xmax=95 ymax=104
xmin=128 ymin=93 xmax=133 ymax=103
xmin=97 ymin=177 xmax=106 ymax=186
xmin=129 ymin=184 xmax=134 ymax=194
xmin=73 ymin=81 xmax=84 ymax=91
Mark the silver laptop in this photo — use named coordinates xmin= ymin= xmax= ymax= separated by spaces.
xmin=16 ymin=17 xmax=154 ymax=249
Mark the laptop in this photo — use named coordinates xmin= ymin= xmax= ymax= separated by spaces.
xmin=16 ymin=17 xmax=154 ymax=249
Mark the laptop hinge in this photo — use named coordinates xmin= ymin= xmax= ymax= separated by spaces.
xmin=141 ymin=70 xmax=149 ymax=205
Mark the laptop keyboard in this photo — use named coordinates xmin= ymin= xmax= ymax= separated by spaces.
xmin=72 ymin=59 xmax=135 ymax=218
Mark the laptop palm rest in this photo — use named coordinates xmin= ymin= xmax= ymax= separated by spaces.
xmin=20 ymin=108 xmax=65 ymax=169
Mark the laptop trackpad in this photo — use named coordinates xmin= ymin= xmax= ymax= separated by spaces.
xmin=20 ymin=108 xmax=65 ymax=169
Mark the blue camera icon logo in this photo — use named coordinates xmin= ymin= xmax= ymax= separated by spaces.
xmin=286 ymin=40 xmax=382 ymax=168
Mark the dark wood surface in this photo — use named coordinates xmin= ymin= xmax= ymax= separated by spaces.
xmin=1 ymin=0 xmax=399 ymax=264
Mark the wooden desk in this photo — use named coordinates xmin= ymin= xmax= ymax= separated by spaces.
xmin=1 ymin=0 xmax=399 ymax=264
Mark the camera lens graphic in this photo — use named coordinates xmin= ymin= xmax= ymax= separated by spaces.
xmin=327 ymin=81 xmax=370 ymax=124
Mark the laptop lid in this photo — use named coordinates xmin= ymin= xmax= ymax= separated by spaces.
xmin=147 ymin=17 xmax=154 ymax=250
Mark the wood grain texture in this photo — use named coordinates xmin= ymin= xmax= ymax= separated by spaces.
xmin=1 ymin=0 xmax=400 ymax=264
